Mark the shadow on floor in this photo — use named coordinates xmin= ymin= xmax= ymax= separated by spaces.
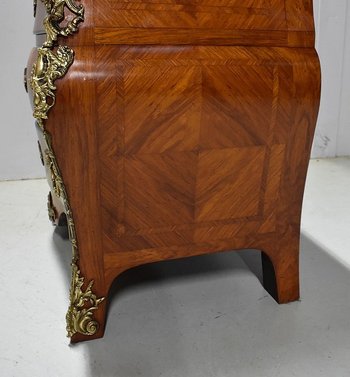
xmin=50 ymin=230 xmax=350 ymax=377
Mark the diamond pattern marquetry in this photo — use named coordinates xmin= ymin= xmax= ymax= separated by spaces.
xmin=96 ymin=51 xmax=294 ymax=250
xmin=29 ymin=0 xmax=321 ymax=342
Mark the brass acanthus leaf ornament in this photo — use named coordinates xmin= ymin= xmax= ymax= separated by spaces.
xmin=42 ymin=0 xmax=85 ymax=48
xmin=66 ymin=265 xmax=105 ymax=337
xmin=30 ymin=46 xmax=74 ymax=129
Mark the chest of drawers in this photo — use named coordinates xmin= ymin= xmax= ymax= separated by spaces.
xmin=26 ymin=0 xmax=321 ymax=343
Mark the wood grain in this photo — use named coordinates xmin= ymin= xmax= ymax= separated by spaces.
xmin=34 ymin=0 xmax=316 ymax=47
xmin=28 ymin=0 xmax=321 ymax=342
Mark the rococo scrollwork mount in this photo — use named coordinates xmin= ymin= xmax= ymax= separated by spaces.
xmin=29 ymin=0 xmax=105 ymax=339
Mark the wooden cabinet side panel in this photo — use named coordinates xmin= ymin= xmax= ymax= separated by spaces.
xmin=46 ymin=46 xmax=320 ymax=273
xmin=28 ymin=45 xmax=320 ymax=281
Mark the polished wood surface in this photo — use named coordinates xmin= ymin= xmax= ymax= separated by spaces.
xmin=28 ymin=0 xmax=321 ymax=343
xmin=34 ymin=0 xmax=316 ymax=47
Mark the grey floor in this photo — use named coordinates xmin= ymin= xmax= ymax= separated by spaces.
xmin=1 ymin=160 xmax=350 ymax=376
xmin=79 ymin=237 xmax=350 ymax=377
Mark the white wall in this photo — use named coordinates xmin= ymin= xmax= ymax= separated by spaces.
xmin=0 ymin=1 xmax=349 ymax=181
xmin=0 ymin=1 xmax=43 ymax=181
xmin=312 ymin=0 xmax=350 ymax=158
xmin=337 ymin=3 xmax=350 ymax=156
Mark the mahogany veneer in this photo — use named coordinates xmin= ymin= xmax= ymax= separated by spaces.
xmin=27 ymin=0 xmax=321 ymax=343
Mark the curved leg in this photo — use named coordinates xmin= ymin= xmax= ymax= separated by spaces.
xmin=70 ymin=294 xmax=109 ymax=343
xmin=69 ymin=267 xmax=128 ymax=343
xmin=261 ymin=235 xmax=300 ymax=304
xmin=68 ymin=264 xmax=110 ymax=344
